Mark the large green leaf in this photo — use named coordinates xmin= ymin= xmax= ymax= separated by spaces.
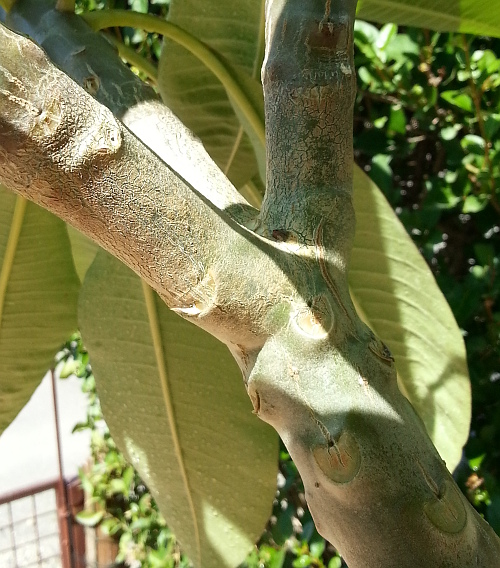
xmin=0 ymin=186 xmax=80 ymax=435
xmin=357 ymin=0 xmax=500 ymax=37
xmin=65 ymin=225 xmax=99 ymax=282
xmin=350 ymin=168 xmax=470 ymax=470
xmin=158 ymin=0 xmax=265 ymax=187
xmin=78 ymin=250 xmax=278 ymax=568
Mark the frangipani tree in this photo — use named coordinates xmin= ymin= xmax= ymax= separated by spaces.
xmin=0 ymin=0 xmax=499 ymax=566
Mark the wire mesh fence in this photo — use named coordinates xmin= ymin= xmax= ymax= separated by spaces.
xmin=0 ymin=481 xmax=62 ymax=568
xmin=0 ymin=479 xmax=118 ymax=568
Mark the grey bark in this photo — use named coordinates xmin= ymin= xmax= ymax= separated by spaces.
xmin=1 ymin=0 xmax=500 ymax=566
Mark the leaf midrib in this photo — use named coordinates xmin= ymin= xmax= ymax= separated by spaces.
xmin=0 ymin=196 xmax=27 ymax=329
xmin=358 ymin=0 xmax=461 ymax=27
xmin=224 ymin=0 xmax=266 ymax=176
xmin=141 ymin=280 xmax=201 ymax=565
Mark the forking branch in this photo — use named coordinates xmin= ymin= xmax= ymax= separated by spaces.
xmin=1 ymin=0 xmax=500 ymax=565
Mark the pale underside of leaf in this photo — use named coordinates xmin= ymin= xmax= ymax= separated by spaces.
xmin=0 ymin=195 xmax=26 ymax=327
xmin=350 ymin=167 xmax=471 ymax=470
xmin=78 ymin=251 xmax=278 ymax=568
xmin=357 ymin=0 xmax=500 ymax=38
xmin=0 ymin=186 xmax=80 ymax=435
xmin=159 ymin=0 xmax=265 ymax=187
xmin=141 ymin=279 xmax=201 ymax=565
xmin=66 ymin=224 xmax=99 ymax=282
xmin=225 ymin=0 xmax=266 ymax=177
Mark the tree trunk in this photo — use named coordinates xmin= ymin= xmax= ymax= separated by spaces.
xmin=0 ymin=0 xmax=500 ymax=565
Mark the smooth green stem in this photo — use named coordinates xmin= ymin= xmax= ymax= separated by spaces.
xmin=105 ymin=32 xmax=158 ymax=83
xmin=0 ymin=0 xmax=13 ymax=12
xmin=82 ymin=10 xmax=265 ymax=149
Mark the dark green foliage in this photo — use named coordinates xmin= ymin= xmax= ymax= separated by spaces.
xmin=353 ymin=22 xmax=500 ymax=533
xmin=76 ymin=0 xmax=168 ymax=62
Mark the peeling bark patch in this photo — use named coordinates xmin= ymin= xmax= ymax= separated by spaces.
xmin=312 ymin=431 xmax=360 ymax=483
xmin=249 ymin=388 xmax=261 ymax=415
xmin=34 ymin=98 xmax=62 ymax=137
xmin=171 ymin=270 xmax=216 ymax=317
xmin=304 ymin=4 xmax=349 ymax=55
xmin=171 ymin=303 xmax=203 ymax=316
xmin=272 ymin=228 xmax=289 ymax=242
xmin=93 ymin=122 xmax=122 ymax=155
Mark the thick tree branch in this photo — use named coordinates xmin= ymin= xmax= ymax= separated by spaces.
xmin=257 ymin=0 xmax=358 ymax=342
xmin=0 ymin=22 xmax=293 ymax=352
xmin=1 ymin=1 xmax=500 ymax=566
xmin=245 ymin=1 xmax=500 ymax=566
xmin=4 ymin=0 xmax=250 ymax=215
xmin=0 ymin=23 xmax=218 ymax=299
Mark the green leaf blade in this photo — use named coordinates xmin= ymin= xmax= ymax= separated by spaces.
xmin=78 ymin=251 xmax=278 ymax=568
xmin=0 ymin=187 xmax=80 ymax=435
xmin=357 ymin=0 xmax=500 ymax=38
xmin=66 ymin=225 xmax=99 ymax=283
xmin=158 ymin=0 xmax=265 ymax=187
xmin=350 ymin=168 xmax=471 ymax=470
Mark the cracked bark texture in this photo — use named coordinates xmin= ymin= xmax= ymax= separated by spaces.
xmin=1 ymin=0 xmax=500 ymax=566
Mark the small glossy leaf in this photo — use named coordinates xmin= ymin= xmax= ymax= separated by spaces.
xmin=377 ymin=23 xmax=397 ymax=49
xmin=76 ymin=510 xmax=105 ymax=527
xmin=440 ymin=124 xmax=462 ymax=141
xmin=385 ymin=34 xmax=420 ymax=59
xmin=463 ymin=195 xmax=488 ymax=213
xmin=388 ymin=106 xmax=407 ymax=135
xmin=0 ymin=186 xmax=80 ymax=435
xmin=309 ymin=539 xmax=326 ymax=559
xmin=79 ymin=250 xmax=278 ymax=568
xmin=441 ymin=90 xmax=474 ymax=113
xmin=461 ymin=134 xmax=486 ymax=155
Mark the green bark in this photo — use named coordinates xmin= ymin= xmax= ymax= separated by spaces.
xmin=0 ymin=0 xmax=500 ymax=566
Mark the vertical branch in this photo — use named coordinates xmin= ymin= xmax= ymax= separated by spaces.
xmin=251 ymin=2 xmax=500 ymax=567
xmin=259 ymin=0 xmax=360 ymax=348
xmin=259 ymin=0 xmax=357 ymax=266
